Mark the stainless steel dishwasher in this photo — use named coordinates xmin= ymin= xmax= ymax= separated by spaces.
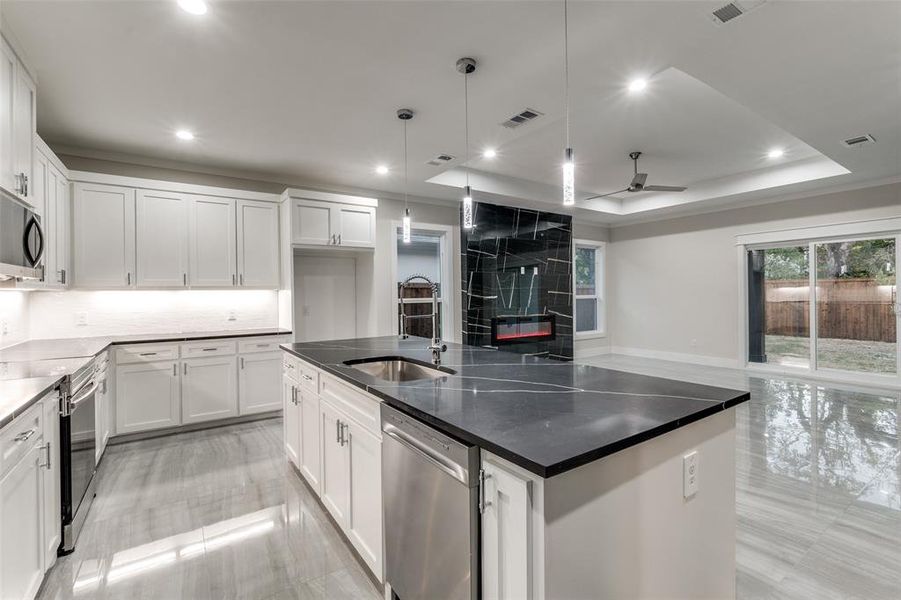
xmin=382 ymin=404 xmax=480 ymax=600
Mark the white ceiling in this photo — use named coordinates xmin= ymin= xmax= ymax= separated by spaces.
xmin=2 ymin=1 xmax=899 ymax=224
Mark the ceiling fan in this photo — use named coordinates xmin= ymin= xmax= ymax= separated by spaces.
xmin=584 ymin=151 xmax=687 ymax=200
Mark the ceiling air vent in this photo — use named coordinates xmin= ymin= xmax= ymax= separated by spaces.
xmin=426 ymin=153 xmax=455 ymax=166
xmin=842 ymin=134 xmax=876 ymax=149
xmin=501 ymin=108 xmax=544 ymax=129
xmin=709 ymin=0 xmax=766 ymax=25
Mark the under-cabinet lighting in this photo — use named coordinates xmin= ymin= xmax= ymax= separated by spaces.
xmin=177 ymin=0 xmax=207 ymax=15
xmin=175 ymin=130 xmax=194 ymax=141
xmin=767 ymin=148 xmax=785 ymax=159
xmin=375 ymin=165 xmax=389 ymax=175
xmin=482 ymin=148 xmax=497 ymax=159
xmin=628 ymin=78 xmax=648 ymax=93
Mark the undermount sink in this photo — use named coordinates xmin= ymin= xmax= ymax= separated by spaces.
xmin=343 ymin=357 xmax=455 ymax=382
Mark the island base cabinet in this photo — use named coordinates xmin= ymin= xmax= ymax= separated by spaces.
xmin=42 ymin=392 xmax=61 ymax=569
xmin=482 ymin=459 xmax=532 ymax=600
xmin=238 ymin=352 xmax=282 ymax=414
xmin=182 ymin=357 xmax=238 ymax=424
xmin=346 ymin=422 xmax=383 ymax=578
xmin=116 ymin=361 xmax=181 ymax=434
xmin=283 ymin=375 xmax=301 ymax=468
xmin=0 ymin=444 xmax=44 ymax=600
xmin=298 ymin=388 xmax=321 ymax=494
xmin=319 ymin=400 xmax=350 ymax=529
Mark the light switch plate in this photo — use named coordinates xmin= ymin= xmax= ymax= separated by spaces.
xmin=683 ymin=451 xmax=699 ymax=499
xmin=74 ymin=312 xmax=89 ymax=326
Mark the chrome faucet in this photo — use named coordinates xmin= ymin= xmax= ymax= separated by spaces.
xmin=398 ymin=274 xmax=447 ymax=365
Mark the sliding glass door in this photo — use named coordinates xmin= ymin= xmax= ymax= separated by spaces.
xmin=748 ymin=235 xmax=900 ymax=380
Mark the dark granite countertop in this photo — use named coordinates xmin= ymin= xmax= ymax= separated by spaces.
xmin=0 ymin=376 xmax=61 ymax=429
xmin=281 ymin=336 xmax=750 ymax=478
xmin=0 ymin=328 xmax=292 ymax=362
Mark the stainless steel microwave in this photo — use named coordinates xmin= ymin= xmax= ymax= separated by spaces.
xmin=0 ymin=191 xmax=44 ymax=280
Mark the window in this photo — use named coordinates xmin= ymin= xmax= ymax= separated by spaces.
xmin=574 ymin=241 xmax=605 ymax=336
xmin=394 ymin=226 xmax=453 ymax=340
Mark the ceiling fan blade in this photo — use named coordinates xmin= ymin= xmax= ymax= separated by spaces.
xmin=583 ymin=188 xmax=630 ymax=201
xmin=642 ymin=185 xmax=687 ymax=193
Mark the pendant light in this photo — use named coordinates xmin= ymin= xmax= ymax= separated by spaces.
xmin=562 ymin=0 xmax=575 ymax=206
xmin=398 ymin=108 xmax=414 ymax=243
xmin=457 ymin=57 xmax=477 ymax=230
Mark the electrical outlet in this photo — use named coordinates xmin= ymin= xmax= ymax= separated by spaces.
xmin=75 ymin=312 xmax=89 ymax=326
xmin=227 ymin=310 xmax=237 ymax=322
xmin=689 ymin=338 xmax=698 ymax=348
xmin=683 ymin=451 xmax=699 ymax=499
xmin=0 ymin=319 xmax=8 ymax=336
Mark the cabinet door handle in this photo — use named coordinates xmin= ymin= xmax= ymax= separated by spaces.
xmin=14 ymin=429 xmax=36 ymax=443
xmin=127 ymin=272 xmax=131 ymax=286
xmin=232 ymin=274 xmax=236 ymax=286
xmin=239 ymin=273 xmax=244 ymax=286
xmin=23 ymin=174 xmax=28 ymax=196
xmin=172 ymin=364 xmax=177 ymax=376
xmin=336 ymin=419 xmax=341 ymax=443
xmin=183 ymin=363 xmax=188 ymax=375
xmin=337 ymin=234 xmax=341 ymax=245
xmin=341 ymin=422 xmax=349 ymax=446
xmin=478 ymin=469 xmax=492 ymax=514
xmin=40 ymin=443 xmax=51 ymax=469
xmin=240 ymin=357 xmax=245 ymax=369
xmin=59 ymin=269 xmax=67 ymax=284
xmin=183 ymin=273 xmax=187 ymax=286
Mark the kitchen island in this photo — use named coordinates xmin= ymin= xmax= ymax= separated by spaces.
xmin=281 ymin=336 xmax=749 ymax=599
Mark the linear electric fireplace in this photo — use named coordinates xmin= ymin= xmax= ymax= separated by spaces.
xmin=491 ymin=314 xmax=556 ymax=346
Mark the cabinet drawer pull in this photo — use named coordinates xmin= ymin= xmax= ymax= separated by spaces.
xmin=14 ymin=429 xmax=36 ymax=443
xmin=201 ymin=347 xmax=218 ymax=352
xmin=139 ymin=352 xmax=157 ymax=356
xmin=301 ymin=374 xmax=313 ymax=381
xmin=256 ymin=343 xmax=270 ymax=348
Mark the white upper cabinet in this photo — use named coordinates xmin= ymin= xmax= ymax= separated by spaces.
xmin=0 ymin=39 xmax=16 ymax=197
xmin=136 ymin=190 xmax=190 ymax=288
xmin=73 ymin=183 xmax=136 ymax=288
xmin=0 ymin=34 xmax=36 ymax=204
xmin=50 ymin=163 xmax=69 ymax=286
xmin=336 ymin=205 xmax=376 ymax=248
xmin=287 ymin=192 xmax=377 ymax=249
xmin=292 ymin=199 xmax=333 ymax=246
xmin=237 ymin=199 xmax=279 ymax=288
xmin=189 ymin=196 xmax=236 ymax=287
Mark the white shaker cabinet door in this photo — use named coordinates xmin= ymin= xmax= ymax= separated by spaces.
xmin=116 ymin=361 xmax=181 ymax=434
xmin=52 ymin=166 xmax=70 ymax=287
xmin=136 ymin=189 xmax=190 ymax=288
xmin=238 ymin=352 xmax=282 ymax=414
xmin=236 ymin=199 xmax=279 ymax=288
xmin=73 ymin=183 xmax=136 ymax=288
xmin=346 ymin=421 xmax=383 ymax=581
xmin=298 ymin=388 xmax=321 ymax=494
xmin=481 ymin=459 xmax=531 ymax=600
xmin=42 ymin=392 xmax=61 ymax=570
xmin=292 ymin=199 xmax=333 ymax=246
xmin=334 ymin=204 xmax=375 ymax=248
xmin=0 ymin=445 xmax=44 ymax=600
xmin=0 ymin=39 xmax=15 ymax=197
xmin=182 ymin=356 xmax=238 ymax=424
xmin=283 ymin=375 xmax=301 ymax=468
xmin=189 ymin=195 xmax=236 ymax=287
xmin=319 ymin=400 xmax=350 ymax=529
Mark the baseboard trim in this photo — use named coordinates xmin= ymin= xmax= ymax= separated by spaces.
xmin=574 ymin=345 xmax=612 ymax=360
xmin=108 ymin=411 xmax=281 ymax=446
xmin=608 ymin=346 xmax=741 ymax=369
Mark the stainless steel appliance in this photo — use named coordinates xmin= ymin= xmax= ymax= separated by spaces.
xmin=59 ymin=356 xmax=103 ymax=554
xmin=382 ymin=404 xmax=480 ymax=600
xmin=0 ymin=191 xmax=44 ymax=280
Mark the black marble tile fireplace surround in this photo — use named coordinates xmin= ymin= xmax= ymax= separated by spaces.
xmin=461 ymin=201 xmax=573 ymax=360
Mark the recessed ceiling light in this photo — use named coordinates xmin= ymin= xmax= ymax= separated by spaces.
xmin=482 ymin=149 xmax=497 ymax=159
xmin=628 ymin=78 xmax=648 ymax=93
xmin=175 ymin=130 xmax=195 ymax=141
xmin=178 ymin=0 xmax=207 ymax=15
xmin=767 ymin=148 xmax=785 ymax=159
xmin=375 ymin=165 xmax=389 ymax=175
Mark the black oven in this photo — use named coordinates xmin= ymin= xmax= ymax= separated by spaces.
xmin=59 ymin=360 xmax=98 ymax=555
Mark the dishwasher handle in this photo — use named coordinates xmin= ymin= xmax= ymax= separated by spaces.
xmin=383 ymin=423 xmax=468 ymax=484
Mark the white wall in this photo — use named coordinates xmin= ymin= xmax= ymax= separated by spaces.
xmin=28 ymin=290 xmax=279 ymax=339
xmin=0 ymin=291 xmax=31 ymax=348
xmin=608 ymin=182 xmax=901 ymax=365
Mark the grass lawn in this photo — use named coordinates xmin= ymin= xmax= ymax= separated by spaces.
xmin=764 ymin=335 xmax=897 ymax=373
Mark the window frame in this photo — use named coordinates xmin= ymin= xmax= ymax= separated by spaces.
xmin=572 ymin=239 xmax=606 ymax=339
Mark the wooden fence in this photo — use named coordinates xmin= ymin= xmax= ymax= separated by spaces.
xmin=765 ymin=279 xmax=897 ymax=342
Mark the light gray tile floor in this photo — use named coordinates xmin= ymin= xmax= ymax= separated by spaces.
xmin=37 ymin=356 xmax=900 ymax=599
xmin=36 ymin=419 xmax=382 ymax=600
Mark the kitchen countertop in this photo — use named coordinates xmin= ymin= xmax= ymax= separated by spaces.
xmin=0 ymin=376 xmax=60 ymax=429
xmin=0 ymin=328 xmax=292 ymax=362
xmin=281 ymin=336 xmax=750 ymax=478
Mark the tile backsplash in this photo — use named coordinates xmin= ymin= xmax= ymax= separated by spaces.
xmin=0 ymin=291 xmax=31 ymax=348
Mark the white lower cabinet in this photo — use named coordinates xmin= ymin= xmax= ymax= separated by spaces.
xmin=0 ymin=406 xmax=45 ymax=600
xmin=283 ymin=374 xmax=301 ymax=467
xmin=282 ymin=353 xmax=384 ymax=583
xmin=298 ymin=387 xmax=321 ymax=494
xmin=238 ymin=352 xmax=282 ymax=414
xmin=116 ymin=360 xmax=181 ymax=434
xmin=346 ymin=419 xmax=383 ymax=578
xmin=319 ymin=398 xmax=351 ymax=529
xmin=481 ymin=457 xmax=532 ymax=600
xmin=42 ymin=392 xmax=61 ymax=569
xmin=182 ymin=356 xmax=238 ymax=424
